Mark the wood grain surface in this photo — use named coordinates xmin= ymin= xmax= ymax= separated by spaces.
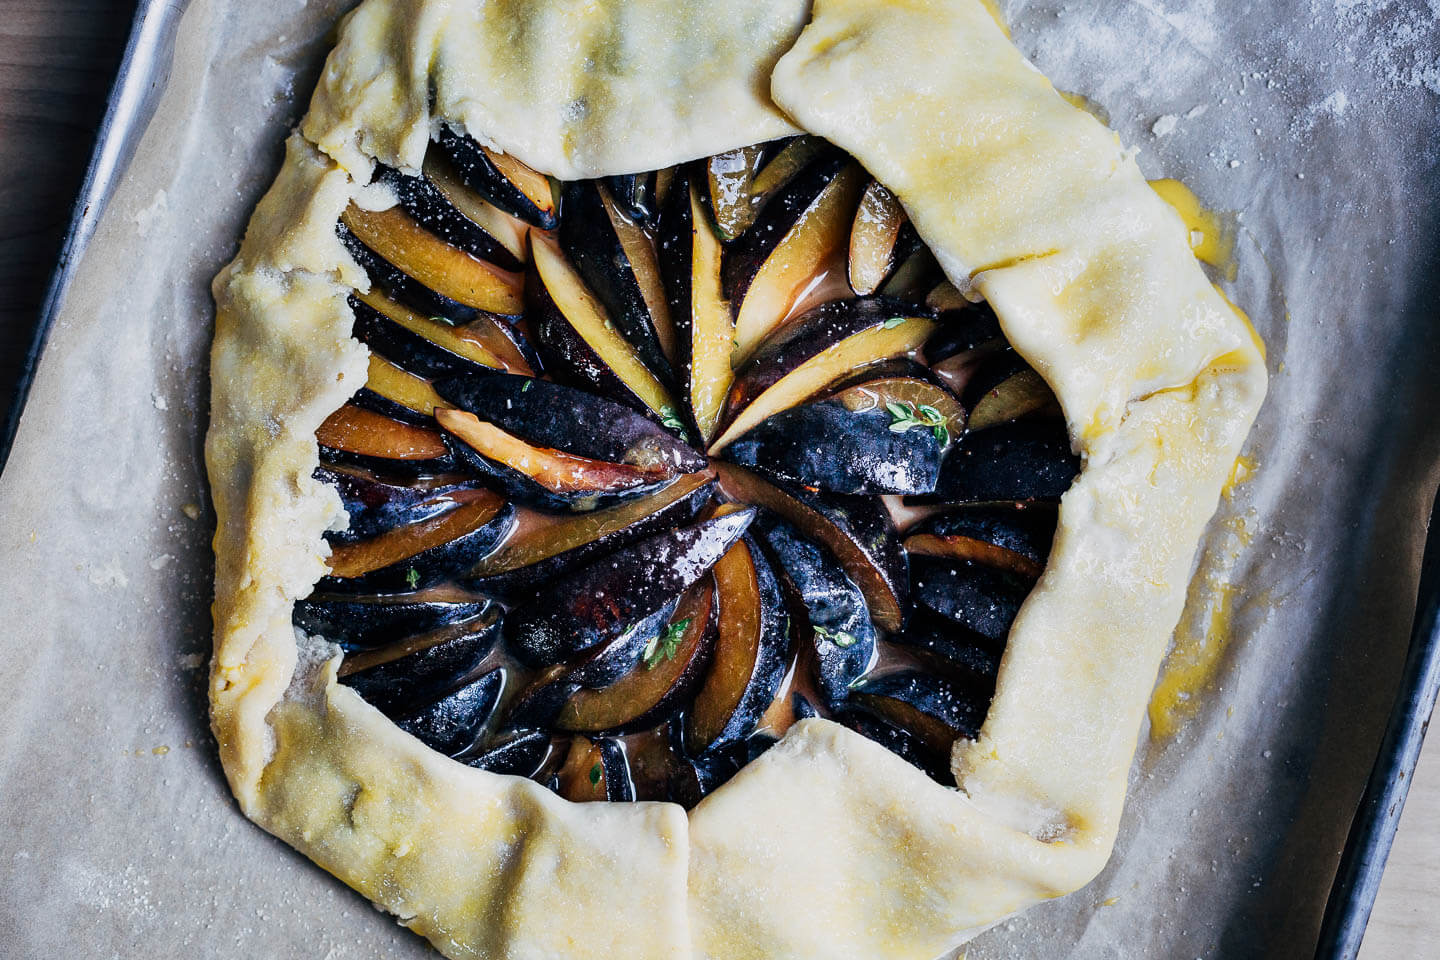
xmin=0 ymin=0 xmax=137 ymax=431
xmin=0 ymin=3 xmax=1434 ymax=958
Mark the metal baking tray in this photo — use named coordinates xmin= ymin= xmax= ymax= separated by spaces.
xmin=0 ymin=0 xmax=188 ymax=473
xmin=2 ymin=1 xmax=1435 ymax=955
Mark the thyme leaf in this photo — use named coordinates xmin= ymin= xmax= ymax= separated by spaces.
xmin=813 ymin=624 xmax=860 ymax=648
xmin=659 ymin=405 xmax=686 ymax=433
xmin=886 ymin=400 xmax=949 ymax=444
xmin=643 ymin=617 xmax=694 ymax=669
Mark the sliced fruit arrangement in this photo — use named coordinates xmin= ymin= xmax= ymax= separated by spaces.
xmin=723 ymin=151 xmax=865 ymax=362
xmin=433 ymin=123 xmax=558 ymax=230
xmin=300 ymin=131 xmax=1081 ymax=804
xmin=559 ymin=180 xmax=677 ymax=384
xmin=848 ymin=179 xmax=921 ymax=296
xmin=711 ymin=295 xmax=940 ymax=452
xmin=656 ymin=167 xmax=736 ymax=443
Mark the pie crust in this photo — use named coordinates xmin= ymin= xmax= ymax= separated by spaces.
xmin=205 ymin=0 xmax=1267 ymax=957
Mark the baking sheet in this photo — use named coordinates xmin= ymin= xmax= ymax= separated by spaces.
xmin=0 ymin=0 xmax=1436 ymax=956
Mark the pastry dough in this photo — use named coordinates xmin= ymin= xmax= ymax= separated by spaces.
xmin=302 ymin=0 xmax=808 ymax=181
xmin=205 ymin=0 xmax=1266 ymax=957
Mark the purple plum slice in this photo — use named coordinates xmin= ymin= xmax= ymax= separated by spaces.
xmin=930 ymin=418 xmax=1079 ymax=504
xmin=394 ymin=667 xmax=506 ymax=756
xmin=504 ymin=509 xmax=756 ymax=668
xmin=752 ymin=514 xmax=877 ymax=707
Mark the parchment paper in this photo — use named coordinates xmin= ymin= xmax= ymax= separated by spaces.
xmin=0 ymin=0 xmax=1436 ymax=956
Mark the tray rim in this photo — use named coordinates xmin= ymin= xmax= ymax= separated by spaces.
xmin=1313 ymin=482 xmax=1440 ymax=959
xmin=0 ymin=2 xmax=1434 ymax=955
xmin=0 ymin=0 xmax=189 ymax=475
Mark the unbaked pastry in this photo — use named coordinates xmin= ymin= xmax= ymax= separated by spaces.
xmin=205 ymin=0 xmax=1267 ymax=957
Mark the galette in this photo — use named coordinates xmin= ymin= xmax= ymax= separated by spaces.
xmin=205 ymin=0 xmax=1266 ymax=956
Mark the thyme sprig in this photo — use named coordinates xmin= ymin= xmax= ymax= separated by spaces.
xmin=885 ymin=400 xmax=950 ymax=446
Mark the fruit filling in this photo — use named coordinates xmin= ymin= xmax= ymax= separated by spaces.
xmin=299 ymin=131 xmax=1082 ymax=806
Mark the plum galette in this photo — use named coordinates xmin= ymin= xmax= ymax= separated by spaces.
xmin=205 ymin=0 xmax=1266 ymax=957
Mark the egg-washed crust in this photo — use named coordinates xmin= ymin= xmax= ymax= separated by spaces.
xmin=204 ymin=1 xmax=1267 ymax=957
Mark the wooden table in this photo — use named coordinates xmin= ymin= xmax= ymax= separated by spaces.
xmin=0 ymin=3 xmax=1435 ymax=956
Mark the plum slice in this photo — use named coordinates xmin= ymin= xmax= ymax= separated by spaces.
xmin=562 ymin=597 xmax=683 ymax=689
xmin=926 ymin=303 xmax=1009 ymax=392
xmin=961 ymin=350 xmax=1057 ymax=430
xmin=556 ymin=579 xmax=716 ymax=734
xmin=338 ymin=222 xmax=483 ymax=326
xmin=970 ymin=369 xmax=1056 ymax=431
xmin=713 ymin=461 xmax=908 ymax=631
xmin=434 ymin=374 xmax=704 ymax=474
xmin=604 ymin=171 xmax=661 ymax=227
xmin=505 ymin=509 xmax=755 ymax=668
xmin=877 ymin=244 xmax=941 ymax=302
xmin=355 ymin=294 xmax=539 ymax=381
xmin=340 ymin=203 xmax=524 ymax=317
xmin=556 ymin=737 xmax=635 ymax=802
xmin=890 ymin=611 xmax=1003 ymax=690
xmin=667 ymin=733 xmax=780 ymax=807
xmin=505 ymin=597 xmax=698 ymax=718
xmin=292 ymin=591 xmax=495 ymax=651
xmin=710 ymin=296 xmax=939 ymax=454
xmin=318 ymin=466 xmax=457 ymax=541
xmin=350 ymin=291 xmax=509 ymax=377
xmin=752 ymin=515 xmax=876 ymax=707
xmin=339 ymin=612 xmax=502 ymax=717
xmin=709 ymin=136 xmax=833 ymax=242
xmin=684 ymin=535 xmax=790 ymax=755
xmin=433 ymin=124 xmax=558 ymax=230
xmin=432 ymin=372 xmax=703 ymax=512
xmin=438 ymin=409 xmax=676 ymax=512
xmin=911 ymin=555 xmax=1032 ymax=644
xmin=925 ymin=280 xmax=975 ymax=316
xmin=422 ymin=153 xmax=530 ymax=264
xmin=500 ymin=597 xmax=688 ymax=729
xmin=848 ymin=179 xmax=921 ymax=296
xmin=461 ymin=473 xmax=713 ymax=596
xmin=394 ymin=667 xmax=506 ymax=756
xmin=559 ymin=180 xmax=676 ymax=383
xmin=931 ymin=417 xmax=1079 ymax=503
xmin=318 ymin=489 xmax=515 ymax=593
xmin=705 ymin=144 xmax=767 ymax=240
xmin=724 ymin=152 xmax=865 ymax=361
xmin=373 ymin=164 xmax=522 ymax=271
xmin=656 ymin=168 xmax=736 ymax=443
xmin=353 ymin=354 xmax=446 ymax=423
xmin=528 ymin=233 xmax=684 ymax=429
xmin=749 ymin=136 xmax=831 ymax=196
xmin=316 ymin=403 xmax=453 ymax=475
xmin=904 ymin=501 xmax=1057 ymax=580
xmin=827 ymin=374 xmax=965 ymax=450
xmin=464 ymin=729 xmax=552 ymax=777
xmin=723 ymin=395 xmax=944 ymax=495
xmin=849 ymin=670 xmax=985 ymax=753
xmin=502 ymin=663 xmax=584 ymax=730
xmin=316 ymin=463 xmax=486 ymax=545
